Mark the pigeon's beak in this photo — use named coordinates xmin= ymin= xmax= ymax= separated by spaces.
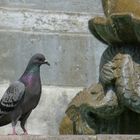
xmin=44 ymin=61 xmax=50 ymax=66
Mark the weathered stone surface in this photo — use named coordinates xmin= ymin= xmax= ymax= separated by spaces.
xmin=0 ymin=135 xmax=139 ymax=140
xmin=0 ymin=1 xmax=106 ymax=88
xmin=0 ymin=135 xmax=97 ymax=140
xmin=0 ymin=31 xmax=106 ymax=87
xmin=0 ymin=8 xmax=94 ymax=34
xmin=97 ymin=135 xmax=140 ymax=140
xmin=0 ymin=4 xmax=106 ymax=88
xmin=0 ymin=0 xmax=103 ymax=14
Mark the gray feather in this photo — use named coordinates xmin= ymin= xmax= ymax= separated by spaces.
xmin=0 ymin=81 xmax=25 ymax=114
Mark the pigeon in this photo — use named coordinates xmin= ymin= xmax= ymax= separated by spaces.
xmin=0 ymin=53 xmax=50 ymax=135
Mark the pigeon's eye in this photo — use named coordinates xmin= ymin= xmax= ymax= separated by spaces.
xmin=38 ymin=58 xmax=43 ymax=61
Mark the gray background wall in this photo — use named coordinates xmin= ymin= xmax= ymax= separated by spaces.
xmin=0 ymin=0 xmax=107 ymax=135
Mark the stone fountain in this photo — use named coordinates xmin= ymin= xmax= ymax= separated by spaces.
xmin=60 ymin=0 xmax=140 ymax=134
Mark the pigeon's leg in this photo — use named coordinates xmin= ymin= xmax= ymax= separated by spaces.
xmin=12 ymin=126 xmax=17 ymax=135
xmin=20 ymin=111 xmax=32 ymax=135
xmin=8 ymin=121 xmax=18 ymax=135
xmin=9 ymin=111 xmax=22 ymax=135
xmin=12 ymin=127 xmax=16 ymax=135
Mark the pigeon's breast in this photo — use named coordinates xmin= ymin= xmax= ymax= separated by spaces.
xmin=20 ymin=74 xmax=42 ymax=113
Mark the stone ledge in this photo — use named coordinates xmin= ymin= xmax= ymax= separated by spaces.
xmin=0 ymin=0 xmax=103 ymax=14
xmin=0 ymin=135 xmax=96 ymax=140
xmin=0 ymin=7 xmax=94 ymax=34
xmin=97 ymin=135 xmax=140 ymax=140
xmin=0 ymin=135 xmax=140 ymax=140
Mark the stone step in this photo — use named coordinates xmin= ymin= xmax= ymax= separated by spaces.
xmin=0 ymin=8 xmax=89 ymax=34
xmin=0 ymin=7 xmax=100 ymax=34
xmin=0 ymin=0 xmax=103 ymax=14
xmin=98 ymin=135 xmax=140 ymax=140
xmin=0 ymin=135 xmax=95 ymax=140
xmin=0 ymin=135 xmax=139 ymax=140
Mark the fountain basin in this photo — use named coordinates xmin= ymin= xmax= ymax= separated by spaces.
xmin=89 ymin=13 xmax=140 ymax=44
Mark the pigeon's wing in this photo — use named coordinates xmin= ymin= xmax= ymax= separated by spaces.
xmin=0 ymin=81 xmax=25 ymax=114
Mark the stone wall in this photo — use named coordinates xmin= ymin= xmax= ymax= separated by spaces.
xmin=0 ymin=0 xmax=107 ymax=135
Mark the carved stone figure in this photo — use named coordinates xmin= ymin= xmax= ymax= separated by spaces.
xmin=60 ymin=0 xmax=140 ymax=134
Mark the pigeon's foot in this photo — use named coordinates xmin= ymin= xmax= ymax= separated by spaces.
xmin=8 ymin=127 xmax=18 ymax=135
xmin=8 ymin=133 xmax=18 ymax=135
xmin=21 ymin=129 xmax=28 ymax=135
xmin=21 ymin=132 xmax=28 ymax=135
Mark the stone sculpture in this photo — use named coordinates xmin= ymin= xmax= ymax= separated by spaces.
xmin=60 ymin=0 xmax=140 ymax=134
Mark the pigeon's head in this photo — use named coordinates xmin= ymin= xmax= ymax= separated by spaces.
xmin=30 ymin=53 xmax=50 ymax=66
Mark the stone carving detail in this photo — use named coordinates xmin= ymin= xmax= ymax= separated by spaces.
xmin=59 ymin=0 xmax=140 ymax=134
